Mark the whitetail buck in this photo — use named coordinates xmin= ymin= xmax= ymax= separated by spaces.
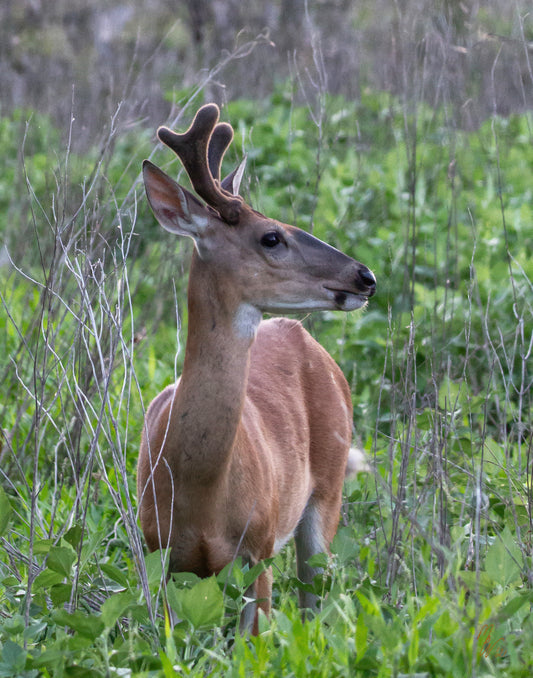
xmin=138 ymin=104 xmax=376 ymax=634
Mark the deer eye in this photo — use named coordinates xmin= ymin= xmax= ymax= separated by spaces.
xmin=260 ymin=231 xmax=284 ymax=248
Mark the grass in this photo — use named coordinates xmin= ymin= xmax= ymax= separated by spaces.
xmin=0 ymin=81 xmax=532 ymax=676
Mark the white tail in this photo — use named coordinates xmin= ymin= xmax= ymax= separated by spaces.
xmin=137 ymin=104 xmax=376 ymax=633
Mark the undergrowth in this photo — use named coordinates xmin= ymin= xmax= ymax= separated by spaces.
xmin=0 ymin=84 xmax=532 ymax=676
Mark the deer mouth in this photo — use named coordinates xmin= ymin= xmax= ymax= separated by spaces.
xmin=324 ymin=287 xmax=371 ymax=310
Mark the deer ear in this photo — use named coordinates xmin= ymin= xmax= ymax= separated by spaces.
xmin=221 ymin=156 xmax=247 ymax=196
xmin=142 ymin=160 xmax=209 ymax=238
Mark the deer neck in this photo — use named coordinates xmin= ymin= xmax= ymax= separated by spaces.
xmin=167 ymin=251 xmax=261 ymax=484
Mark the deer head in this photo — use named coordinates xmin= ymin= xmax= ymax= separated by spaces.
xmin=142 ymin=103 xmax=376 ymax=318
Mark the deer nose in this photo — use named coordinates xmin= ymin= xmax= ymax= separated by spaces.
xmin=357 ymin=267 xmax=377 ymax=296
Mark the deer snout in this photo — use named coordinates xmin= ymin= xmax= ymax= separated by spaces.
xmin=356 ymin=266 xmax=377 ymax=296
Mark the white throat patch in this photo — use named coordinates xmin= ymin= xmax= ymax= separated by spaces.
xmin=233 ymin=303 xmax=262 ymax=341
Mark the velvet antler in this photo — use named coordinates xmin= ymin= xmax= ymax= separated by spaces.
xmin=157 ymin=104 xmax=243 ymax=225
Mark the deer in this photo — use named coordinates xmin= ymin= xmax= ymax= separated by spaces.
xmin=137 ymin=103 xmax=376 ymax=634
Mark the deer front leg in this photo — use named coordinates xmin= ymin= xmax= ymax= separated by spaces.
xmin=239 ymin=567 xmax=273 ymax=635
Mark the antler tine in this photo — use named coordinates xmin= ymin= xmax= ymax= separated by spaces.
xmin=208 ymin=122 xmax=233 ymax=183
xmin=157 ymin=104 xmax=243 ymax=225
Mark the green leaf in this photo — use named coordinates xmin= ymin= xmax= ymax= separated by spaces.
xmin=22 ymin=619 xmax=47 ymax=642
xmin=458 ymin=570 xmax=495 ymax=594
xmin=243 ymin=559 xmax=271 ymax=589
xmin=165 ymin=579 xmax=182 ymax=619
xmin=63 ymin=524 xmax=83 ymax=548
xmin=101 ymin=590 xmax=137 ymax=628
xmin=2 ymin=615 xmax=25 ymax=636
xmin=217 ymin=559 xmax=244 ymax=589
xmin=144 ymin=549 xmax=170 ymax=588
xmin=159 ymin=649 xmax=177 ymax=678
xmin=52 ymin=610 xmax=105 ymax=640
xmin=100 ymin=562 xmax=130 ymax=589
xmin=33 ymin=539 xmax=54 ymax=555
xmin=31 ymin=647 xmax=72 ymax=671
xmin=33 ymin=569 xmax=65 ymax=589
xmin=0 ymin=486 xmax=13 ymax=536
xmin=408 ymin=624 xmax=419 ymax=668
xmin=170 ymin=571 xmax=201 ymax=587
xmin=355 ymin=612 xmax=368 ymax=659
xmin=494 ymin=591 xmax=533 ymax=623
xmin=0 ymin=640 xmax=26 ymax=674
xmin=331 ymin=529 xmax=356 ymax=565
xmin=50 ymin=583 xmax=72 ymax=607
xmin=485 ymin=531 xmax=521 ymax=586
xmin=79 ymin=531 xmax=104 ymax=571
xmin=355 ymin=590 xmax=382 ymax=617
xmin=308 ymin=552 xmax=329 ymax=569
xmin=167 ymin=576 xmax=224 ymax=629
xmin=128 ymin=604 xmax=151 ymax=625
xmin=46 ymin=545 xmax=76 ymax=577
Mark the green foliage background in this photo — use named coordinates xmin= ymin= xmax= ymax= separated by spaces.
xmin=1 ymin=3 xmax=533 ymax=677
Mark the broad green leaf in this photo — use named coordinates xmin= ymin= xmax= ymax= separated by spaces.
xmin=46 ymin=545 xmax=76 ymax=577
xmin=31 ymin=647 xmax=74 ymax=671
xmin=2 ymin=614 xmax=25 ymax=636
xmin=170 ymin=571 xmax=201 ymax=587
xmin=217 ymin=559 xmax=244 ymax=589
xmin=0 ymin=640 xmax=26 ymax=674
xmin=494 ymin=591 xmax=533 ymax=623
xmin=128 ymin=604 xmax=151 ymax=625
xmin=100 ymin=562 xmax=130 ymax=589
xmin=79 ymin=531 xmax=104 ymax=571
xmin=50 ymin=582 xmax=72 ymax=606
xmin=485 ymin=532 xmax=521 ymax=586
xmin=145 ymin=549 xmax=170 ymax=588
xmin=64 ymin=524 xmax=83 ymax=548
xmin=168 ymin=576 xmax=224 ymax=629
xmin=243 ymin=559 xmax=271 ymax=589
xmin=331 ymin=530 xmax=356 ymax=565
xmin=458 ymin=570 xmax=495 ymax=594
xmin=33 ymin=539 xmax=54 ymax=555
xmin=33 ymin=569 xmax=65 ymax=589
xmin=308 ymin=552 xmax=328 ymax=569
xmin=52 ymin=609 xmax=105 ymax=640
xmin=22 ymin=619 xmax=47 ymax=642
xmin=101 ymin=590 xmax=137 ymax=628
